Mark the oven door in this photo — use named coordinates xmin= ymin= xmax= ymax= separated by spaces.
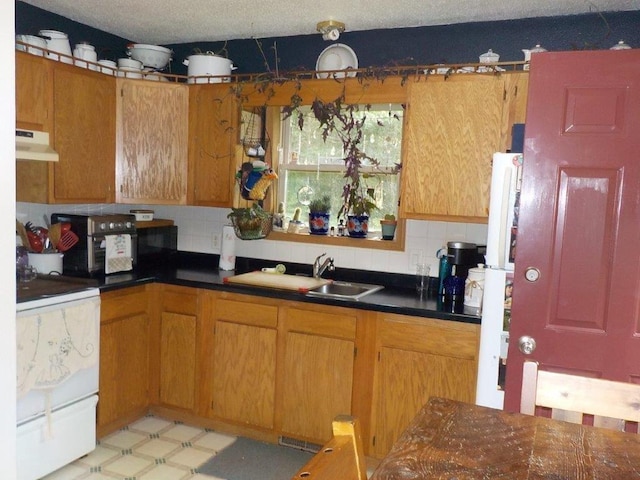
xmin=16 ymin=289 xmax=100 ymax=480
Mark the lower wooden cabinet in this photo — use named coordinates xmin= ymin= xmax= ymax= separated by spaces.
xmin=158 ymin=285 xmax=198 ymax=411
xmin=280 ymin=305 xmax=358 ymax=444
xmin=207 ymin=293 xmax=278 ymax=430
xmin=370 ymin=313 xmax=480 ymax=457
xmin=99 ymin=285 xmax=479 ymax=458
xmin=98 ymin=286 xmax=151 ymax=437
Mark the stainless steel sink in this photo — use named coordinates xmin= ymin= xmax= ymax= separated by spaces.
xmin=306 ymin=281 xmax=383 ymax=300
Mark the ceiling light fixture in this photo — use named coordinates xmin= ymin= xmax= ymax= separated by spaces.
xmin=317 ymin=20 xmax=345 ymax=41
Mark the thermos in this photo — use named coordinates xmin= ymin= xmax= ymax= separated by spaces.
xmin=436 ymin=247 xmax=450 ymax=297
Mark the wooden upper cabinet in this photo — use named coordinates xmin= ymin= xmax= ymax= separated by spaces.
xmin=116 ymin=79 xmax=189 ymax=204
xmin=400 ymin=74 xmax=522 ymax=223
xmin=16 ymin=54 xmax=116 ymax=204
xmin=16 ymin=52 xmax=52 ymax=131
xmin=188 ymin=84 xmax=239 ymax=207
xmin=52 ymin=62 xmax=116 ymax=203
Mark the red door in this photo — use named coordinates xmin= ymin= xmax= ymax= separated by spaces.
xmin=504 ymin=49 xmax=640 ymax=412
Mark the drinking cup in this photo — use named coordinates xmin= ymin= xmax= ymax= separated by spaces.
xmin=416 ymin=263 xmax=431 ymax=296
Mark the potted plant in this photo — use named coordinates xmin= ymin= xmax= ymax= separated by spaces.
xmin=308 ymin=194 xmax=331 ymax=235
xmin=227 ymin=203 xmax=272 ymax=240
xmin=380 ymin=213 xmax=398 ymax=240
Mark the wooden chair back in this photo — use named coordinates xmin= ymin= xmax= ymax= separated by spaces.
xmin=520 ymin=360 xmax=640 ymax=432
xmin=291 ymin=415 xmax=367 ymax=480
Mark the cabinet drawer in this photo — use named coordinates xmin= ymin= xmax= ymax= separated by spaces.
xmin=286 ymin=307 xmax=357 ymax=339
xmin=161 ymin=285 xmax=197 ymax=316
xmin=101 ymin=286 xmax=148 ymax=323
xmin=378 ymin=314 xmax=479 ymax=360
xmin=216 ymin=299 xmax=278 ymax=328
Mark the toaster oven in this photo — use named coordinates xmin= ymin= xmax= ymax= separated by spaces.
xmin=51 ymin=213 xmax=138 ymax=275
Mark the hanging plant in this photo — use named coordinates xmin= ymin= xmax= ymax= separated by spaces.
xmin=292 ymin=96 xmax=398 ymax=220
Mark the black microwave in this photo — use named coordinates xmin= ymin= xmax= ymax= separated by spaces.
xmin=137 ymin=223 xmax=178 ymax=261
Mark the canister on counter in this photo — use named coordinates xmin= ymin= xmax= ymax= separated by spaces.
xmin=464 ymin=264 xmax=485 ymax=313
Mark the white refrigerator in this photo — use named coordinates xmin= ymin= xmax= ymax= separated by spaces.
xmin=475 ymin=152 xmax=523 ymax=409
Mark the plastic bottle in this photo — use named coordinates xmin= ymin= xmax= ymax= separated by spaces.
xmin=436 ymin=247 xmax=450 ymax=298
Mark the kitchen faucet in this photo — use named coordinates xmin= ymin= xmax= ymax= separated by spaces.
xmin=313 ymin=253 xmax=335 ymax=278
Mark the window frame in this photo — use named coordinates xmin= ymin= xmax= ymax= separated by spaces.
xmin=240 ymin=76 xmax=409 ymax=251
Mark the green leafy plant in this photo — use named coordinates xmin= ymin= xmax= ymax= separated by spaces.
xmin=308 ymin=195 xmax=332 ymax=214
xmin=227 ymin=203 xmax=272 ymax=239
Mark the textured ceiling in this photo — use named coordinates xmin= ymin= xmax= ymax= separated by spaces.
xmin=19 ymin=0 xmax=640 ymax=44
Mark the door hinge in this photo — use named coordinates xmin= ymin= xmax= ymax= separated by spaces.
xmin=378 ymin=351 xmax=381 ymax=362
xmin=372 ymin=435 xmax=376 ymax=446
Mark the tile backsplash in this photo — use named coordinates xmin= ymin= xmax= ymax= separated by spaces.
xmin=17 ymin=202 xmax=487 ymax=275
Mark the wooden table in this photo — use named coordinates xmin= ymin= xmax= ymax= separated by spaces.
xmin=370 ymin=397 xmax=640 ymax=479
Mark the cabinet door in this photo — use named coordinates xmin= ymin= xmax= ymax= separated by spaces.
xmin=98 ymin=312 xmax=150 ymax=431
xmin=159 ymin=312 xmax=197 ymax=410
xmin=98 ymin=287 xmax=150 ymax=437
xmin=52 ymin=62 xmax=116 ymax=203
xmin=16 ymin=52 xmax=51 ymax=131
xmin=371 ymin=314 xmax=479 ymax=457
xmin=400 ymin=75 xmax=505 ymax=222
xmin=188 ymin=84 xmax=238 ymax=206
xmin=280 ymin=306 xmax=357 ymax=444
xmin=116 ymin=79 xmax=188 ymax=204
xmin=211 ymin=297 xmax=277 ymax=429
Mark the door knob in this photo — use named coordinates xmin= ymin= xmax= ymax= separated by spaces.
xmin=518 ymin=335 xmax=537 ymax=355
xmin=524 ymin=267 xmax=540 ymax=282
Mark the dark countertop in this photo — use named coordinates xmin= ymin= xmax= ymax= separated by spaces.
xmin=94 ymin=252 xmax=481 ymax=325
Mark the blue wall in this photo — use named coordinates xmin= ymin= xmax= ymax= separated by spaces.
xmin=16 ymin=1 xmax=640 ymax=76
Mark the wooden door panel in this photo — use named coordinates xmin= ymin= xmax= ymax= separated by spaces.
xmin=160 ymin=312 xmax=196 ymax=410
xmin=118 ymin=313 xmax=150 ymax=415
xmin=53 ymin=64 xmax=115 ymax=202
xmin=551 ymin=168 xmax=620 ymax=329
xmin=117 ymin=80 xmax=188 ymax=204
xmin=188 ymin=84 xmax=238 ymax=206
xmin=401 ymin=76 xmax=504 ymax=222
xmin=281 ymin=332 xmax=354 ymax=443
xmin=373 ymin=347 xmax=476 ymax=457
xmin=212 ymin=321 xmax=276 ymax=428
xmin=504 ymin=50 xmax=640 ymax=411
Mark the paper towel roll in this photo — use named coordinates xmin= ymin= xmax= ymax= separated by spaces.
xmin=219 ymin=225 xmax=236 ymax=271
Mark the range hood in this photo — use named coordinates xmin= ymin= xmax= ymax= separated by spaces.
xmin=16 ymin=129 xmax=59 ymax=162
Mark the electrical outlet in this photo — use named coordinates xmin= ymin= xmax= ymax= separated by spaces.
xmin=212 ymin=234 xmax=221 ymax=249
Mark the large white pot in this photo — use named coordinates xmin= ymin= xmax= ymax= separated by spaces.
xmin=16 ymin=34 xmax=47 ymax=56
xmin=38 ymin=29 xmax=72 ymax=63
xmin=27 ymin=252 xmax=64 ymax=275
xmin=183 ymin=53 xmax=236 ymax=84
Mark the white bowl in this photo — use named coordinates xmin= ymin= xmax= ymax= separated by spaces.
xmin=118 ymin=57 xmax=143 ymax=69
xmin=128 ymin=44 xmax=172 ymax=69
xmin=16 ymin=34 xmax=47 ymax=56
xmin=98 ymin=59 xmax=117 ymax=75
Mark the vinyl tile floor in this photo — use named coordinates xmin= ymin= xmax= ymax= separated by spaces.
xmin=41 ymin=415 xmax=237 ymax=480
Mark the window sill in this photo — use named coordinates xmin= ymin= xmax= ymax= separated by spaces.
xmin=266 ymin=220 xmax=405 ymax=252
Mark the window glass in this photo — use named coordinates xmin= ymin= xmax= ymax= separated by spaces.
xmin=278 ymin=104 xmax=403 ymax=230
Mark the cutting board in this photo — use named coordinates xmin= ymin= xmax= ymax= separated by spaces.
xmin=224 ymin=271 xmax=331 ymax=293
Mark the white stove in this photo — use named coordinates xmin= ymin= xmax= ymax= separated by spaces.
xmin=16 ymin=283 xmax=100 ymax=480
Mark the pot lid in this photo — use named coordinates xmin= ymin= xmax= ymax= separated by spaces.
xmin=479 ymin=49 xmax=499 ymax=63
